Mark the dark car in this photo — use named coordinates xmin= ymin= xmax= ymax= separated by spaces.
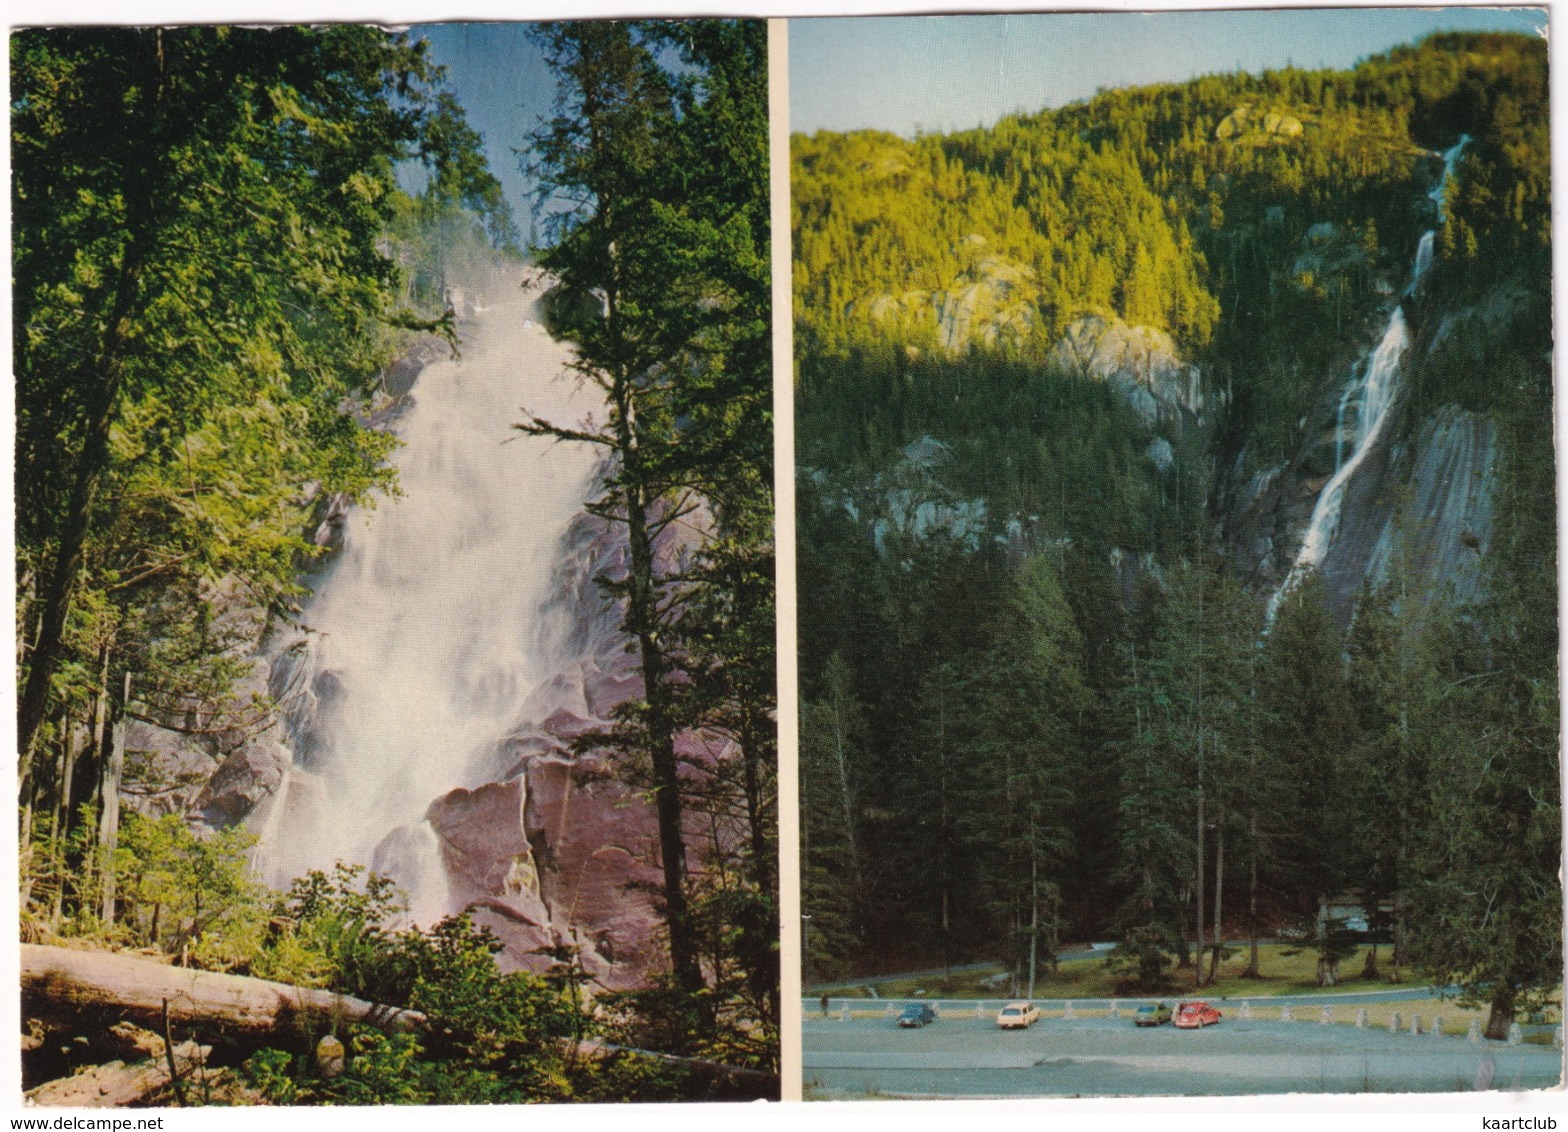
xmin=898 ymin=1003 xmax=937 ymax=1028
xmin=1134 ymin=1001 xmax=1173 ymax=1027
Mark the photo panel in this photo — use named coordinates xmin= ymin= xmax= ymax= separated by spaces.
xmin=790 ymin=6 xmax=1561 ymax=1101
xmin=14 ymin=18 xmax=778 ymax=1105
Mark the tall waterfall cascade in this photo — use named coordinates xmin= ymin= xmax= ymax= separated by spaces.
xmin=1266 ymin=136 xmax=1468 ymax=626
xmin=252 ymin=270 xmax=602 ymax=923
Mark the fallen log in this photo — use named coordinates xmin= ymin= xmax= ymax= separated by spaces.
xmin=26 ymin=1041 xmax=208 ymax=1108
xmin=22 ymin=944 xmax=427 ymax=1048
xmin=24 ymin=945 xmax=777 ymax=1100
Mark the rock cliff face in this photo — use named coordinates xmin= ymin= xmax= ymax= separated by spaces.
xmin=1050 ymin=315 xmax=1207 ymax=430
xmin=1220 ymin=274 xmax=1526 ymax=626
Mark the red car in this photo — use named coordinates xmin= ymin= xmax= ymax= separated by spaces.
xmin=1174 ymin=1000 xmax=1222 ymax=1029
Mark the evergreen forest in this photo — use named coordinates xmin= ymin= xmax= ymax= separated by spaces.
xmin=16 ymin=21 xmax=775 ymax=1103
xmin=796 ymin=31 xmax=1558 ymax=1041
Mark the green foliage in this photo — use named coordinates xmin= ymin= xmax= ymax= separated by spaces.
xmin=114 ymin=812 xmax=268 ymax=969
xmin=1107 ymin=923 xmax=1180 ymax=992
xmin=250 ymin=864 xmax=405 ymax=993
xmin=800 ymin=654 xmax=867 ymax=980
xmin=240 ymin=909 xmax=587 ymax=1105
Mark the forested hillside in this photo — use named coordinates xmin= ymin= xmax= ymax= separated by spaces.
xmin=796 ymin=32 xmax=1557 ymax=1040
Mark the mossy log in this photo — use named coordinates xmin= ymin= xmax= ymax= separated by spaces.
xmin=21 ymin=944 xmax=427 ymax=1048
xmin=26 ymin=1041 xmax=209 ymax=1108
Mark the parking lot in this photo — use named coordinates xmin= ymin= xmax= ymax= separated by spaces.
xmin=803 ymin=1010 xmax=1565 ymax=1098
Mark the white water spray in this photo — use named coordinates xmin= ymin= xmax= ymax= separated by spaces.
xmin=1267 ymin=136 xmax=1468 ymax=626
xmin=253 ymin=270 xmax=601 ymax=920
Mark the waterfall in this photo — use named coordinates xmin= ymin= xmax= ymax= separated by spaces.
xmin=253 ymin=268 xmax=601 ymax=921
xmin=1266 ymin=137 xmax=1468 ymax=626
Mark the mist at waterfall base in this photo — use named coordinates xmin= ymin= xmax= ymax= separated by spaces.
xmin=1265 ymin=135 xmax=1468 ymax=627
xmin=253 ymin=269 xmax=601 ymax=925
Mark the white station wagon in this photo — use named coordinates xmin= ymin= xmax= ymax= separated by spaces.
xmin=996 ymin=1001 xmax=1041 ymax=1029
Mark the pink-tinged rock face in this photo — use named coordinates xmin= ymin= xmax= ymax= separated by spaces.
xmin=519 ymin=754 xmax=668 ymax=989
xmin=423 ymin=751 xmax=668 ymax=990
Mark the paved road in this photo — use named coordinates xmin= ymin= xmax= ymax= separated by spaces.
xmin=808 ymin=985 xmax=1456 ymax=1015
xmin=803 ymin=1013 xmax=1564 ymax=1098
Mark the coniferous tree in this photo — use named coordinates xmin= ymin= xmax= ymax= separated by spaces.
xmin=519 ymin=21 xmax=774 ymax=1050
xmin=967 ymin=556 xmax=1089 ymax=992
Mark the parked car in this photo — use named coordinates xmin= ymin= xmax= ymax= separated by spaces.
xmin=996 ymin=1002 xmax=1041 ymax=1029
xmin=1133 ymin=1002 xmax=1173 ymax=1027
xmin=1174 ymin=1000 xmax=1222 ymax=1029
xmin=898 ymin=1003 xmax=937 ymax=1028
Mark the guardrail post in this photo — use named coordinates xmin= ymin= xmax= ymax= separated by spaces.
xmin=1411 ymin=1013 xmax=1422 ymax=1035
xmin=976 ymin=1002 xmax=986 ymax=1020
xmin=1238 ymin=1002 xmax=1250 ymax=1020
xmin=1321 ymin=1005 xmax=1333 ymax=1025
xmin=1063 ymin=1000 xmax=1075 ymax=1019
xmin=1431 ymin=1016 xmax=1443 ymax=1038
xmin=840 ymin=1004 xmax=850 ymax=1021
xmin=1355 ymin=1008 xmax=1367 ymax=1029
xmin=1507 ymin=1022 xmax=1522 ymax=1046
xmin=1467 ymin=1018 xmax=1482 ymax=1043
xmin=1108 ymin=1002 xmax=1118 ymax=1019
xmin=1388 ymin=1011 xmax=1401 ymax=1034
xmin=1280 ymin=1004 xmax=1292 ymax=1023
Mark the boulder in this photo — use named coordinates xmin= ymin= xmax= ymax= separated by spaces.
xmin=193 ymin=738 xmax=289 ymax=829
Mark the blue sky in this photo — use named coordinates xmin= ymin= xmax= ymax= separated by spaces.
xmin=790 ymin=8 xmax=1549 ymax=137
xmin=410 ymin=23 xmax=557 ymax=243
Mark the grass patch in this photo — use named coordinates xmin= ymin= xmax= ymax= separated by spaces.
xmin=828 ymin=944 xmax=1551 ymax=1003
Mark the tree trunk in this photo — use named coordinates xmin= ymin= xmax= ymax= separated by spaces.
xmin=1194 ymin=782 xmax=1206 ymax=988
xmin=98 ymin=673 xmax=130 ymax=924
xmin=1027 ymin=853 xmax=1039 ymax=999
xmin=1390 ymin=892 xmax=1404 ymax=983
xmin=1484 ymin=988 xmax=1516 ymax=1041
xmin=731 ymin=700 xmax=777 ymax=1034
xmin=830 ymin=701 xmax=862 ymax=902
xmin=1207 ymin=821 xmax=1225 ymax=985
xmin=1245 ymin=813 xmax=1260 ymax=977
xmin=22 ymin=944 xmax=428 ymax=1046
xmin=18 ymin=202 xmax=158 ymax=769
xmin=615 ymin=389 xmax=702 ymax=1003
